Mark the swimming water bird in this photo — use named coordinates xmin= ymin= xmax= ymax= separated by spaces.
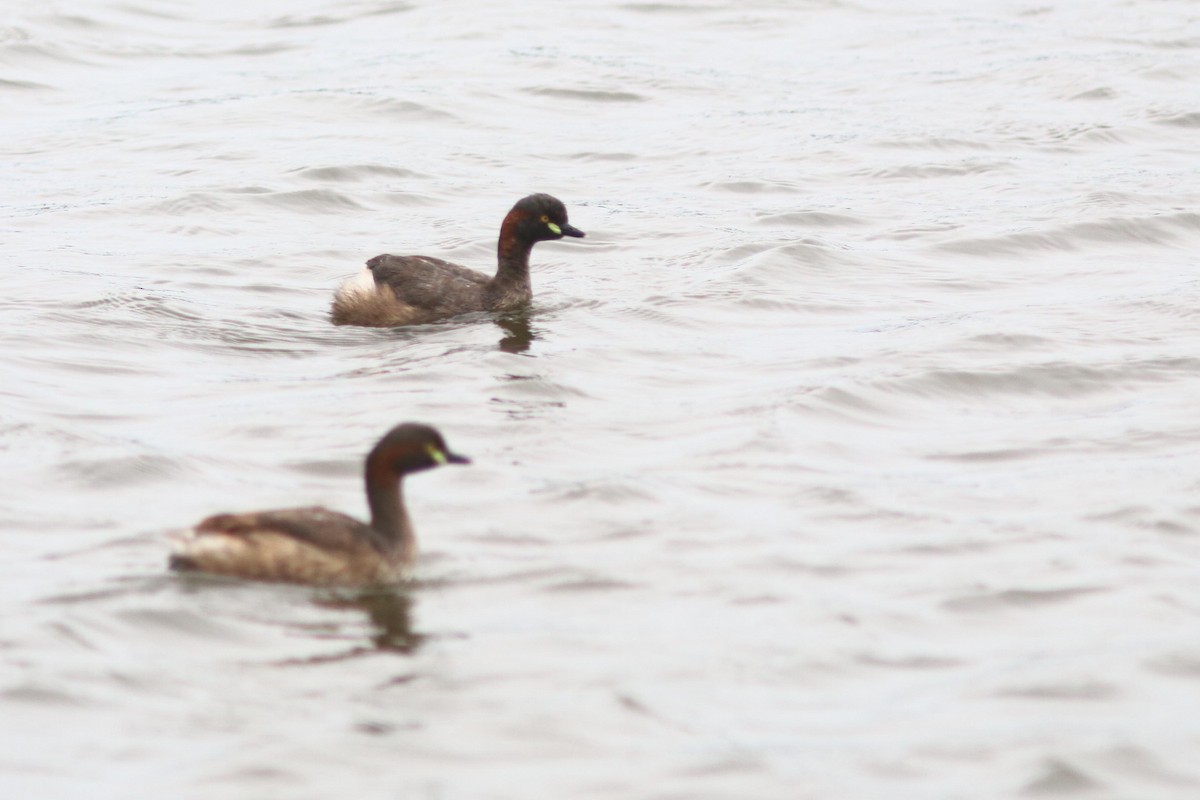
xmin=169 ymin=424 xmax=469 ymax=586
xmin=331 ymin=193 xmax=585 ymax=327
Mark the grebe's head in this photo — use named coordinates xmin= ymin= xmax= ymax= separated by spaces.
xmin=367 ymin=423 xmax=470 ymax=477
xmin=504 ymin=194 xmax=585 ymax=243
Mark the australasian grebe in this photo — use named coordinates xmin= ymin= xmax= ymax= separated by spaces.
xmin=330 ymin=193 xmax=584 ymax=327
xmin=169 ymin=423 xmax=469 ymax=586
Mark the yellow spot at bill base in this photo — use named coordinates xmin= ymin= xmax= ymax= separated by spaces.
xmin=425 ymin=444 xmax=448 ymax=465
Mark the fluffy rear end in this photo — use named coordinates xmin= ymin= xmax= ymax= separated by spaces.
xmin=331 ymin=268 xmax=436 ymax=327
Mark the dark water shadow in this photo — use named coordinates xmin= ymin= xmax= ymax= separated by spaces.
xmin=495 ymin=308 xmax=537 ymax=354
xmin=282 ymin=589 xmax=426 ymax=665
xmin=338 ymin=588 xmax=424 ymax=654
xmin=155 ymin=573 xmax=430 ymax=666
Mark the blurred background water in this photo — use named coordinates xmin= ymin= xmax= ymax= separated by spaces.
xmin=3 ymin=0 xmax=1200 ymax=797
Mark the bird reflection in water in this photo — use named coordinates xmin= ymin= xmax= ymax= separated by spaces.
xmin=344 ymin=589 xmax=424 ymax=654
xmin=279 ymin=589 xmax=424 ymax=666
xmin=495 ymin=308 xmax=536 ymax=354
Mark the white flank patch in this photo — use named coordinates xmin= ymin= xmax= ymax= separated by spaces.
xmin=336 ymin=267 xmax=378 ymax=299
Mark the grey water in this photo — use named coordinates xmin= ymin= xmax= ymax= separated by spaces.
xmin=3 ymin=0 xmax=1200 ymax=797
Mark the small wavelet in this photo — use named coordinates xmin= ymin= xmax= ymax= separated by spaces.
xmin=288 ymin=92 xmax=457 ymax=123
xmin=268 ymin=2 xmax=412 ymax=28
xmin=290 ymin=164 xmax=423 ymax=183
xmin=116 ymin=607 xmax=248 ymax=642
xmin=373 ymin=190 xmax=443 ymax=207
xmin=756 ymin=211 xmax=868 ymax=228
xmin=679 ymin=754 xmax=769 ymax=778
xmin=284 ymin=458 xmax=357 ymax=479
xmin=56 ymin=454 xmax=189 ymax=489
xmin=713 ymin=238 xmax=849 ymax=271
xmin=228 ymin=43 xmax=297 ymax=56
xmin=0 ymin=25 xmax=31 ymax=44
xmin=524 ymin=87 xmax=647 ymax=103
xmin=936 ymin=212 xmax=1200 ymax=255
xmin=613 ymin=302 xmax=705 ymax=330
xmin=538 ymin=479 xmax=656 ymax=506
xmin=706 ymin=179 xmax=802 ymax=194
xmin=943 ymin=586 xmax=1108 ymax=613
xmin=1009 ymin=122 xmax=1134 ymax=148
xmin=619 ymin=3 xmax=720 ymax=14
xmin=876 ymin=361 xmax=1145 ymax=401
xmin=268 ymin=14 xmax=359 ymax=28
xmin=962 ymin=332 xmax=1054 ymax=350
xmin=53 ymin=286 xmax=333 ymax=362
xmin=996 ymin=681 xmax=1118 ymax=700
xmin=147 ymin=193 xmax=235 ymax=216
xmin=1 ymin=684 xmax=90 ymax=707
xmin=1 ymin=39 xmax=99 ymax=68
xmin=1152 ymin=111 xmax=1200 ymax=128
xmin=566 ymin=152 xmax=637 ymax=162
xmin=927 ymin=447 xmax=1042 ymax=463
xmin=359 ymin=96 xmax=457 ymax=121
xmin=1146 ymin=36 xmax=1200 ymax=50
xmin=245 ymin=188 xmax=367 ymax=213
xmin=1145 ymin=652 xmax=1200 ymax=678
xmin=874 ymin=136 xmax=994 ymax=151
xmin=1022 ymin=760 xmax=1105 ymax=795
xmin=0 ymin=77 xmax=51 ymax=90
xmin=1069 ymin=86 xmax=1118 ymax=101
xmin=860 ymin=161 xmax=1010 ymax=180
xmin=855 ymin=653 xmax=965 ymax=670
xmin=542 ymin=576 xmax=639 ymax=593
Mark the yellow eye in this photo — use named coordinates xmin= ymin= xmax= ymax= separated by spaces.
xmin=540 ymin=215 xmax=550 ymax=223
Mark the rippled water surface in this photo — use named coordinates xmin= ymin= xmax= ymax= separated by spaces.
xmin=4 ymin=0 xmax=1200 ymax=797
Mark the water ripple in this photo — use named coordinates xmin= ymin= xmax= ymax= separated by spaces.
xmin=937 ymin=212 xmax=1200 ymax=255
